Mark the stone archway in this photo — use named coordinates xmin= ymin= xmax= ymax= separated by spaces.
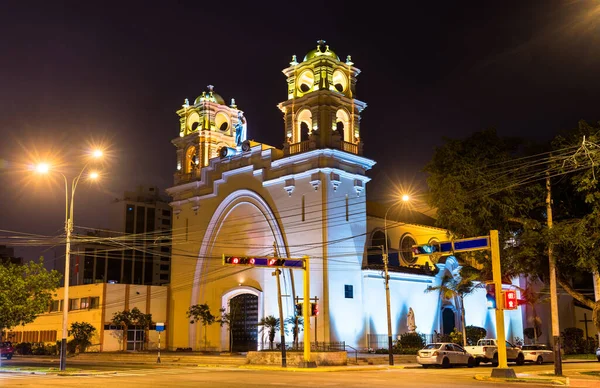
xmin=442 ymin=307 xmax=456 ymax=335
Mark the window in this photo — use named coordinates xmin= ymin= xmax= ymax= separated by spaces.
xmin=90 ymin=297 xmax=100 ymax=309
xmin=160 ymin=273 xmax=169 ymax=280
xmin=160 ymin=264 xmax=169 ymax=271
xmin=80 ymin=297 xmax=90 ymax=309
xmin=125 ymin=204 xmax=135 ymax=234
xmin=104 ymin=324 xmax=120 ymax=330
xmin=161 ymin=218 xmax=170 ymax=226
xmin=344 ymin=284 xmax=353 ymax=299
xmin=49 ymin=300 xmax=63 ymax=312
xmin=69 ymin=298 xmax=80 ymax=311
xmin=162 ymin=209 xmax=171 ymax=217
xmin=400 ymin=234 xmax=418 ymax=264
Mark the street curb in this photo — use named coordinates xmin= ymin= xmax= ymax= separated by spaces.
xmin=474 ymin=374 xmax=568 ymax=386
xmin=237 ymin=365 xmax=406 ymax=372
xmin=0 ymin=369 xmax=118 ymax=377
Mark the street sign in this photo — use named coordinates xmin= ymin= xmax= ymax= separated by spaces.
xmin=223 ymin=255 xmax=304 ymax=268
xmin=155 ymin=322 xmax=165 ymax=332
xmin=453 ymin=236 xmax=490 ymax=252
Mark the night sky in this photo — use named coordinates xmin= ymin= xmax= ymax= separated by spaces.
xmin=1 ymin=1 xmax=599 ymax=261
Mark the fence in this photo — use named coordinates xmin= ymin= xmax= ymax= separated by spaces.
xmin=367 ymin=334 xmax=436 ymax=350
xmin=259 ymin=341 xmax=345 ymax=352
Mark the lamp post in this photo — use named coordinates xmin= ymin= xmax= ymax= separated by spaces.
xmin=36 ymin=150 xmax=102 ymax=371
xmin=382 ymin=195 xmax=410 ymax=366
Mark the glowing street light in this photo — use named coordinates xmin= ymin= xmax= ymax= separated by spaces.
xmin=401 ymin=194 xmax=410 ymax=202
xmin=35 ymin=149 xmax=104 ymax=371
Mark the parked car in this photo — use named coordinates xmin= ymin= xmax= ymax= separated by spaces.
xmin=0 ymin=341 xmax=14 ymax=360
xmin=464 ymin=338 xmax=525 ymax=366
xmin=521 ymin=344 xmax=553 ymax=364
xmin=417 ymin=343 xmax=476 ymax=368
xmin=596 ymin=346 xmax=600 ymax=362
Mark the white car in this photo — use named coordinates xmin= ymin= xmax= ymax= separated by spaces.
xmin=521 ymin=344 xmax=553 ymax=364
xmin=417 ymin=343 xmax=476 ymax=368
xmin=596 ymin=346 xmax=600 ymax=362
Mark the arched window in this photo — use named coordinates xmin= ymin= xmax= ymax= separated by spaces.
xmin=296 ymin=109 xmax=312 ymax=142
xmin=399 ymin=234 xmax=417 ymax=264
xmin=371 ymin=230 xmax=387 ymax=250
xmin=336 ymin=109 xmax=351 ymax=142
xmin=185 ymin=146 xmax=197 ymax=173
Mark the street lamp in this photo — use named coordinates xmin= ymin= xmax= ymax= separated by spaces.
xmin=382 ymin=194 xmax=410 ymax=366
xmin=35 ymin=150 xmax=102 ymax=371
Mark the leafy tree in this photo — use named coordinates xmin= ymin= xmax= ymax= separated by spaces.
xmin=425 ymin=265 xmax=480 ymax=347
xmin=424 ymin=123 xmax=600 ymax=338
xmin=187 ymin=303 xmax=216 ymax=350
xmin=465 ymin=325 xmax=487 ymax=345
xmin=111 ymin=307 xmax=153 ymax=351
xmin=257 ymin=315 xmax=281 ymax=350
xmin=69 ymin=321 xmax=96 ymax=353
xmin=0 ymin=258 xmax=61 ymax=335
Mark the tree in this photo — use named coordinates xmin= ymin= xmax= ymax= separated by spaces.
xmin=257 ymin=315 xmax=281 ymax=350
xmin=0 ymin=258 xmax=61 ymax=335
xmin=111 ymin=307 xmax=153 ymax=351
xmin=425 ymin=265 xmax=480 ymax=347
xmin=517 ymin=279 xmax=548 ymax=344
xmin=424 ymin=121 xmax=600 ymax=338
xmin=284 ymin=315 xmax=304 ymax=349
xmin=69 ymin=321 xmax=96 ymax=353
xmin=187 ymin=303 xmax=216 ymax=351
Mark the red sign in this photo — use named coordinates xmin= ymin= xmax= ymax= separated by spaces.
xmin=504 ymin=290 xmax=518 ymax=310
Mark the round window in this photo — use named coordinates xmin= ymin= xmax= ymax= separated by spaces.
xmin=400 ymin=234 xmax=417 ymax=264
xmin=297 ymin=70 xmax=314 ymax=93
xmin=332 ymin=70 xmax=348 ymax=93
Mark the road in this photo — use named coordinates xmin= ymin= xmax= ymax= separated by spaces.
xmin=1 ymin=359 xmax=598 ymax=387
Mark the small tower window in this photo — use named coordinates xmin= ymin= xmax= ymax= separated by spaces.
xmin=300 ymin=122 xmax=310 ymax=142
xmin=332 ymin=70 xmax=348 ymax=93
xmin=297 ymin=70 xmax=315 ymax=93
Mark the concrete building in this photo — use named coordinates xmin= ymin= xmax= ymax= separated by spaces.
xmin=4 ymin=283 xmax=168 ymax=351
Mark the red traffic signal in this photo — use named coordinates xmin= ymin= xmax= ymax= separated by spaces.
xmin=503 ymin=290 xmax=518 ymax=310
xmin=311 ymin=302 xmax=319 ymax=316
xmin=267 ymin=258 xmax=285 ymax=267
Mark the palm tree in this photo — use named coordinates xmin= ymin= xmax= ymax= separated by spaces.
xmin=426 ymin=265 xmax=480 ymax=347
xmin=517 ymin=278 xmax=548 ymax=344
xmin=285 ymin=316 xmax=304 ymax=349
xmin=257 ymin=315 xmax=281 ymax=350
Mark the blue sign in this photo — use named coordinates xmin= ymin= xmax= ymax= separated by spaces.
xmin=453 ymin=236 xmax=490 ymax=252
xmin=155 ymin=323 xmax=165 ymax=332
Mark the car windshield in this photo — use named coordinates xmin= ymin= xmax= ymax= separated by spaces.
xmin=423 ymin=344 xmax=442 ymax=350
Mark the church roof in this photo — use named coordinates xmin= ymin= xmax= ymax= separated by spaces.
xmin=194 ymin=85 xmax=226 ymax=105
xmin=303 ymin=40 xmax=339 ymax=62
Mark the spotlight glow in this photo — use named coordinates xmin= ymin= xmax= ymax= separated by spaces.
xmin=402 ymin=194 xmax=410 ymax=202
xmin=36 ymin=163 xmax=50 ymax=174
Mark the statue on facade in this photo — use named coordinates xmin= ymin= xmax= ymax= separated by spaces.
xmin=234 ymin=111 xmax=247 ymax=147
xmin=407 ymin=307 xmax=417 ymax=333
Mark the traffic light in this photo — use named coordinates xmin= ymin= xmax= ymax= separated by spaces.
xmin=485 ymin=283 xmax=496 ymax=309
xmin=310 ymin=302 xmax=319 ymax=316
xmin=223 ymin=256 xmax=256 ymax=266
xmin=295 ymin=303 xmax=303 ymax=316
xmin=503 ymin=290 xmax=518 ymax=310
xmin=412 ymin=243 xmax=442 ymax=256
xmin=267 ymin=258 xmax=285 ymax=267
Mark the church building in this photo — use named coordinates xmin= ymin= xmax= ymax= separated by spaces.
xmin=166 ymin=40 xmax=524 ymax=352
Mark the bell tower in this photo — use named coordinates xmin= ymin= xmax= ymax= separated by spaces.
xmin=279 ymin=40 xmax=366 ymax=156
xmin=172 ymin=85 xmax=247 ymax=184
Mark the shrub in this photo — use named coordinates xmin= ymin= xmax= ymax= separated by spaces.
xmin=15 ymin=342 xmax=32 ymax=355
xmin=561 ymin=327 xmax=584 ymax=355
xmin=449 ymin=328 xmax=463 ymax=345
xmin=465 ymin=326 xmax=487 ymax=345
xmin=398 ymin=332 xmax=425 ymax=349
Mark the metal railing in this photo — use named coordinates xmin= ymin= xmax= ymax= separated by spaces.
xmin=340 ymin=141 xmax=358 ymax=154
xmin=289 ymin=140 xmax=311 ymax=154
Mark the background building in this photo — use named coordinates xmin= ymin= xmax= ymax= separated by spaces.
xmin=72 ymin=186 xmax=172 ymax=286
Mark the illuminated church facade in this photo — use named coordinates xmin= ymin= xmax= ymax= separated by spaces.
xmin=166 ymin=41 xmax=524 ymax=351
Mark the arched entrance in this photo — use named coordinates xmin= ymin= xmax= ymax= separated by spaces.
xmin=442 ymin=307 xmax=456 ymax=335
xmin=230 ymin=293 xmax=259 ymax=352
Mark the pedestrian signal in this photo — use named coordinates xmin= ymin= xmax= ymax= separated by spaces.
xmin=503 ymin=290 xmax=518 ymax=310
xmin=311 ymin=302 xmax=319 ymax=316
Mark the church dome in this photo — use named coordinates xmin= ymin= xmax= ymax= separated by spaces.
xmin=303 ymin=40 xmax=339 ymax=62
xmin=194 ymin=85 xmax=226 ymax=105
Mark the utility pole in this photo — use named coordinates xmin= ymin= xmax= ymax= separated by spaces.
xmin=273 ymin=242 xmax=286 ymax=367
xmin=546 ymin=174 xmax=562 ymax=375
xmin=381 ymin=245 xmax=394 ymax=366
xmin=594 ymin=271 xmax=600 ymax=345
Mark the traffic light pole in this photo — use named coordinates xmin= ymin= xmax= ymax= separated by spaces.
xmin=302 ymin=256 xmax=315 ymax=367
xmin=273 ymin=268 xmax=287 ymax=367
xmin=490 ymin=230 xmax=515 ymax=378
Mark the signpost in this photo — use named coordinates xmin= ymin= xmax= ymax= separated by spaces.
xmin=155 ymin=322 xmax=165 ymax=364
